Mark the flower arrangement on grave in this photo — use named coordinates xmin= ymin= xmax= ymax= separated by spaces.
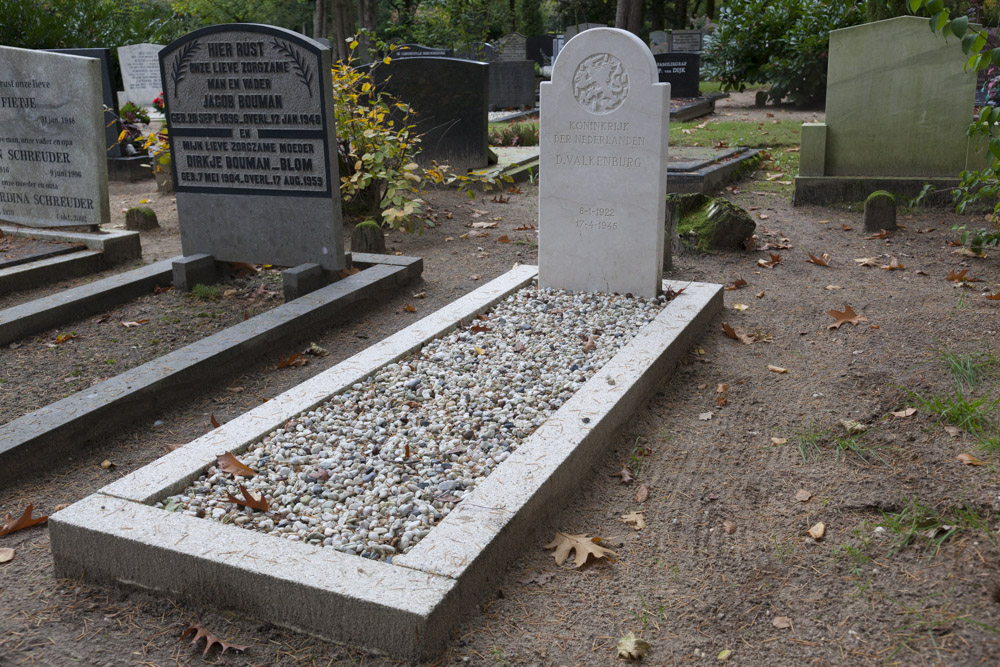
xmin=152 ymin=92 xmax=165 ymax=113
xmin=142 ymin=126 xmax=170 ymax=172
xmin=116 ymin=101 xmax=151 ymax=155
xmin=983 ymin=68 xmax=1000 ymax=107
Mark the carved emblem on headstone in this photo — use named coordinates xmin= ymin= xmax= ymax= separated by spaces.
xmin=572 ymin=53 xmax=629 ymax=114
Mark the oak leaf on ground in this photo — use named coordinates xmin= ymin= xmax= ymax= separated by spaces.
xmin=865 ymin=230 xmax=890 ymax=239
xmin=806 ymin=253 xmax=830 ymax=267
xmin=275 ymin=353 xmax=308 ymax=369
xmin=0 ymin=547 xmax=13 ymax=563
xmin=881 ymin=256 xmax=905 ymax=271
xmin=179 ymin=623 xmax=248 ymax=656
xmin=725 ymin=278 xmax=748 ymax=291
xmin=758 ymin=253 xmax=782 ymax=268
xmin=621 ymin=512 xmax=646 ymax=530
xmin=612 ymin=463 xmax=634 ymax=484
xmin=0 ymin=505 xmax=48 ymax=537
xmin=217 ymin=452 xmax=256 ymax=477
xmin=827 ymin=304 xmax=867 ymax=329
xmin=854 ymin=257 xmax=879 ymax=267
xmin=544 ymin=532 xmax=617 ymax=568
xmin=957 ymin=452 xmax=986 ymax=466
xmin=634 ymin=483 xmax=649 ymax=503
xmin=772 ymin=616 xmax=793 ymax=629
xmin=795 ymin=489 xmax=812 ymax=502
xmin=226 ymin=485 xmax=269 ymax=512
xmin=721 ymin=321 xmax=754 ymax=345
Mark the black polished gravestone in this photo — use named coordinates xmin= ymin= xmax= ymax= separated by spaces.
xmin=489 ymin=61 xmax=535 ymax=110
xmin=390 ymin=43 xmax=453 ymax=59
xmin=455 ymin=42 xmax=499 ymax=62
xmin=159 ymin=23 xmax=344 ymax=270
xmin=525 ymin=35 xmax=554 ymax=66
xmin=654 ymin=53 xmax=700 ymax=98
xmin=371 ymin=58 xmax=489 ymax=173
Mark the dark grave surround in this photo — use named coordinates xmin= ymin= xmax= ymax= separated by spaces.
xmin=525 ymin=35 xmax=554 ymax=66
xmin=655 ymin=53 xmax=700 ymax=99
xmin=371 ymin=57 xmax=489 ymax=173
xmin=160 ymin=23 xmax=344 ymax=270
xmin=456 ymin=42 xmax=499 ymax=62
xmin=489 ymin=61 xmax=535 ymax=110
xmin=391 ymin=44 xmax=453 ymax=59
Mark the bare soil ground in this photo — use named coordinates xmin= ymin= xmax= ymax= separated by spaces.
xmin=3 ymin=93 xmax=1000 ymax=666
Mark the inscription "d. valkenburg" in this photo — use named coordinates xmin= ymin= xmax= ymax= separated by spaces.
xmin=554 ymin=154 xmax=641 ymax=167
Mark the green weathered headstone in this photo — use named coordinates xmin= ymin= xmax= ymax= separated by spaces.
xmin=863 ymin=191 xmax=896 ymax=232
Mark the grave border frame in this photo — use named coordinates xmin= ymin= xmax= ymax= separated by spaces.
xmin=51 ymin=266 xmax=722 ymax=658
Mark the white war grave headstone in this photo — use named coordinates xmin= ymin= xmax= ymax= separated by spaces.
xmin=0 ymin=47 xmax=110 ymax=228
xmin=118 ymin=43 xmax=165 ymax=107
xmin=538 ymin=28 xmax=669 ymax=298
xmin=160 ymin=24 xmax=344 ymax=269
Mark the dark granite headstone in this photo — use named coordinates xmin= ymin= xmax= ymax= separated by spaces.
xmin=391 ymin=44 xmax=452 ymax=59
xmin=525 ymin=35 xmax=554 ymax=66
xmin=46 ymin=48 xmax=122 ymax=158
xmin=655 ymin=53 xmax=700 ymax=98
xmin=371 ymin=57 xmax=488 ymax=172
xmin=160 ymin=23 xmax=344 ymax=270
xmin=671 ymin=30 xmax=703 ymax=53
xmin=456 ymin=42 xmax=499 ymax=62
xmin=489 ymin=61 xmax=535 ymax=110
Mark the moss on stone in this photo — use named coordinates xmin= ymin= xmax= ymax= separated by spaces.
xmin=865 ymin=190 xmax=896 ymax=204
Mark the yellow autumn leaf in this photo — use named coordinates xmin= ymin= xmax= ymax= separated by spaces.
xmin=349 ymin=40 xmax=359 ymax=49
xmin=767 ymin=364 xmax=788 ymax=374
xmin=733 ymin=303 xmax=749 ymax=311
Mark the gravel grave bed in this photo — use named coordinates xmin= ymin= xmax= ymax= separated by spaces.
xmin=159 ymin=284 xmax=672 ymax=561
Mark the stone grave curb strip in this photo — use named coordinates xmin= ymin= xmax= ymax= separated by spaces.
xmin=50 ymin=268 xmax=722 ymax=659
xmin=0 ymin=257 xmax=177 ymax=347
xmin=0 ymin=255 xmax=422 ymax=487
xmin=0 ymin=225 xmax=141 ymax=262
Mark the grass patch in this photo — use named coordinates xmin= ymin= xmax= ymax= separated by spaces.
xmin=793 ymin=421 xmax=827 ymax=462
xmin=832 ymin=430 xmax=890 ymax=467
xmin=930 ymin=344 xmax=1000 ymax=391
xmin=879 ymin=498 xmax=962 ymax=554
xmin=672 ymin=119 xmax=803 ymax=149
xmin=908 ymin=388 xmax=999 ymax=435
xmin=190 ymin=283 xmax=221 ymax=300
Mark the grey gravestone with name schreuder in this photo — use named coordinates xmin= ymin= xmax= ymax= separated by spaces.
xmin=47 ymin=49 xmax=122 ymax=158
xmin=654 ymin=53 xmax=700 ymax=98
xmin=670 ymin=30 xmax=703 ymax=53
xmin=0 ymin=47 xmax=110 ymax=229
xmin=391 ymin=44 xmax=452 ymax=59
xmin=160 ymin=24 xmax=344 ymax=270
xmin=539 ymin=28 xmax=669 ymax=297
xmin=118 ymin=43 xmax=164 ymax=107
xmin=497 ymin=33 xmax=527 ymax=61
xmin=371 ymin=57 xmax=489 ymax=173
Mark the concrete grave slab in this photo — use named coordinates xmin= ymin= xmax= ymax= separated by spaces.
xmin=0 ymin=47 xmax=110 ymax=229
xmin=539 ymin=27 xmax=669 ymax=297
xmin=161 ymin=25 xmax=344 ymax=270
xmin=50 ymin=266 xmax=722 ymax=658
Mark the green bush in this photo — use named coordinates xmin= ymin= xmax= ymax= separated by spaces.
xmin=703 ymin=0 xmax=862 ymax=106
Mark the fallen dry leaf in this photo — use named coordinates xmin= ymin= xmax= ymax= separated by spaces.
xmin=840 ymin=419 xmax=867 ymax=435
xmin=403 ymin=303 xmax=417 ymax=312
xmin=854 ymin=257 xmax=879 ymax=267
xmin=721 ymin=321 xmax=754 ymax=345
xmin=767 ymin=364 xmax=788 ymax=374
xmin=717 ymin=383 xmax=728 ymax=393
xmin=582 ymin=335 xmax=596 ymax=352
xmin=180 ymin=623 xmax=248 ymax=657
xmin=722 ymin=519 xmax=737 ymax=534
xmin=946 ymin=269 xmax=973 ymax=282
xmin=100 ymin=459 xmax=114 ymax=470
xmin=617 ymin=632 xmax=650 ymax=660
xmin=891 ymin=408 xmax=916 ymax=418
xmin=0 ymin=547 xmax=13 ymax=563
xmin=756 ymin=290 xmax=766 ymax=298
xmin=771 ymin=437 xmax=788 ymax=446
xmin=841 ymin=223 xmax=852 ymax=231
xmin=827 ymin=304 xmax=867 ymax=329
xmin=772 ymin=616 xmax=793 ymax=629
xmin=120 ymin=319 xmax=149 ymax=328
xmin=725 ymin=278 xmax=748 ymax=291
xmin=210 ymin=414 xmax=221 ymax=429
xmin=634 ymin=483 xmax=649 ymax=503
xmin=806 ymin=253 xmax=830 ymax=267
xmin=54 ymin=332 xmax=78 ymax=344
xmin=865 ymin=230 xmax=890 ymax=240
xmin=957 ymin=452 xmax=986 ymax=466
xmin=733 ymin=303 xmax=749 ymax=311
xmin=795 ymin=489 xmax=812 ymax=502
xmin=497 ymin=235 xmax=510 ymax=243
xmin=0 ymin=505 xmax=48 ymax=537
xmin=881 ymin=256 xmax=905 ymax=271
xmin=612 ymin=463 xmax=634 ymax=484
xmin=987 ymin=293 xmax=1000 ymax=300
xmin=275 ymin=353 xmax=308 ymax=369
xmin=226 ymin=484 xmax=269 ymax=512
xmin=808 ymin=522 xmax=826 ymax=540
xmin=621 ymin=511 xmax=646 ymax=530
xmin=544 ymin=532 xmax=617 ymax=568
xmin=825 ymin=285 xmax=843 ymax=290
xmin=945 ymin=426 xmax=961 ymax=437
xmin=217 ymin=452 xmax=256 ymax=477
xmin=758 ymin=253 xmax=783 ymax=268
xmin=716 ymin=395 xmax=728 ymax=407
xmin=758 ymin=213 xmax=769 ymax=220
xmin=699 ymin=412 xmax=713 ymax=421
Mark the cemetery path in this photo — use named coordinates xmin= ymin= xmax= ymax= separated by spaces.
xmin=3 ymin=172 xmax=1000 ymax=666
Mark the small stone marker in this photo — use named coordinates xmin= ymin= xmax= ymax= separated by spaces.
xmin=124 ymin=206 xmax=159 ymax=231
xmin=0 ymin=47 xmax=110 ymax=229
xmin=117 ymin=43 xmax=165 ymax=107
xmin=863 ymin=190 xmax=897 ymax=232
xmin=498 ymin=33 xmax=527 ymax=61
xmin=539 ymin=28 xmax=669 ymax=298
xmin=160 ymin=24 xmax=344 ymax=270
xmin=670 ymin=30 xmax=703 ymax=53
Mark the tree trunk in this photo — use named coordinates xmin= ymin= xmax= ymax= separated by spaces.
xmin=674 ymin=0 xmax=689 ymax=28
xmin=356 ymin=0 xmax=376 ymax=60
xmin=649 ymin=0 xmax=665 ymax=31
xmin=615 ymin=0 xmax=642 ymax=35
xmin=351 ymin=222 xmax=386 ymax=254
xmin=313 ymin=0 xmax=326 ymax=39
xmin=331 ymin=0 xmax=354 ymax=63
